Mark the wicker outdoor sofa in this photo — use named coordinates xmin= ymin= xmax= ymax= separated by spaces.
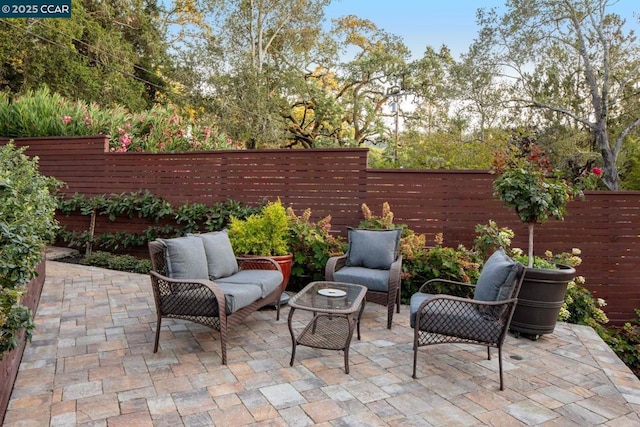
xmin=148 ymin=231 xmax=283 ymax=364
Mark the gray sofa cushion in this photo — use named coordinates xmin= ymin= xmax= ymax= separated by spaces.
xmin=333 ymin=266 xmax=390 ymax=292
xmin=160 ymin=235 xmax=209 ymax=280
xmin=473 ymin=249 xmax=518 ymax=302
xmin=193 ymin=230 xmax=239 ymax=279
xmin=218 ymin=283 xmax=263 ymax=313
xmin=162 ymin=283 xmax=262 ymax=315
xmin=410 ymin=292 xmax=502 ymax=343
xmin=346 ymin=228 xmax=401 ymax=270
xmin=216 ymin=270 xmax=283 ymax=298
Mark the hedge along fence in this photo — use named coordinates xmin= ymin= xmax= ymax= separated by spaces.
xmin=3 ymin=136 xmax=639 ymax=325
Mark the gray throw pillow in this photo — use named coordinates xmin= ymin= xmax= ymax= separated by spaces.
xmin=474 ymin=248 xmax=518 ymax=301
xmin=194 ymin=230 xmax=239 ymax=279
xmin=346 ymin=228 xmax=401 ymax=270
xmin=160 ymin=235 xmax=209 ymax=280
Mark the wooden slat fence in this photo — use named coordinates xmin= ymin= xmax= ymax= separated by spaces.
xmin=3 ymin=136 xmax=639 ymax=325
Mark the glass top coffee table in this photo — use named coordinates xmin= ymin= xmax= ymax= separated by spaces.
xmin=287 ymin=281 xmax=367 ymax=374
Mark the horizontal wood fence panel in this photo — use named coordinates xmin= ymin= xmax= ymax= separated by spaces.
xmin=3 ymin=137 xmax=639 ymax=325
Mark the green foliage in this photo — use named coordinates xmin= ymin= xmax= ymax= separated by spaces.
xmin=0 ymin=3 xmax=159 ymax=110
xmin=0 ymin=142 xmax=60 ymax=355
xmin=473 ymin=220 xmax=514 ymax=261
xmin=81 ymin=251 xmax=151 ymax=275
xmin=559 ymin=276 xmax=608 ymax=327
xmin=599 ymin=310 xmax=640 ymax=377
xmin=286 ymin=207 xmax=344 ymax=288
xmin=493 ymin=129 xmax=582 ymax=266
xmin=228 ymin=199 xmax=290 ymax=256
xmin=0 ymin=88 xmax=232 ymax=152
xmin=56 ymin=193 xmax=260 ymax=252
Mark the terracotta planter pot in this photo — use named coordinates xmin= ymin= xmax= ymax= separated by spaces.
xmin=270 ymin=253 xmax=293 ymax=293
xmin=510 ymin=264 xmax=576 ymax=340
xmin=242 ymin=253 xmax=293 ymax=304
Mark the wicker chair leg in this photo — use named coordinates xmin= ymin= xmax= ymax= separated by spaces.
xmin=153 ymin=316 xmax=162 ymax=353
xmin=386 ymin=302 xmax=394 ymax=329
xmin=412 ymin=345 xmax=418 ymax=379
xmin=220 ymin=323 xmax=228 ymax=365
xmin=396 ymin=288 xmax=401 ymax=314
xmin=487 ymin=346 xmax=491 ymax=360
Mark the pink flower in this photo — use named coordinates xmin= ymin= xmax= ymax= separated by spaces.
xmin=592 ymin=167 xmax=602 ymax=176
xmin=119 ymin=133 xmax=132 ymax=150
xmin=61 ymin=116 xmax=73 ymax=125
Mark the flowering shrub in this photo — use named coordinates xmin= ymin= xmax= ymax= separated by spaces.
xmin=286 ymin=207 xmax=344 ymax=288
xmin=493 ymin=128 xmax=582 ymax=267
xmin=0 ymin=87 xmax=235 ymax=152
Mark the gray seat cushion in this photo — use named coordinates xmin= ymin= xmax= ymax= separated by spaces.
xmin=218 ymin=283 xmax=263 ymax=313
xmin=193 ymin=230 xmax=239 ymax=279
xmin=346 ymin=228 xmax=401 ymax=270
xmin=216 ymin=270 xmax=283 ymax=298
xmin=410 ymin=292 xmax=502 ymax=343
xmin=162 ymin=283 xmax=262 ymax=315
xmin=333 ymin=266 xmax=390 ymax=292
xmin=160 ymin=235 xmax=209 ymax=280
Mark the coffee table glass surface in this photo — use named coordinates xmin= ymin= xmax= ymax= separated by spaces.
xmin=288 ymin=281 xmax=366 ymax=312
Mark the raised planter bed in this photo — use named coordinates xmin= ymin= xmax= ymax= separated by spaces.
xmin=0 ymin=258 xmax=46 ymax=425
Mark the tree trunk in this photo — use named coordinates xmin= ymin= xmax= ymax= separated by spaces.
xmin=528 ymin=223 xmax=534 ymax=268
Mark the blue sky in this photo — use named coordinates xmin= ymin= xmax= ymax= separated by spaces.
xmin=323 ymin=0 xmax=639 ymax=59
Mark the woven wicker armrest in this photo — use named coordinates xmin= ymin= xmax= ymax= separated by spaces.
xmin=324 ymin=254 xmax=348 ymax=280
xmin=149 ymin=270 xmax=227 ymax=318
xmin=236 ymin=256 xmax=282 ymax=272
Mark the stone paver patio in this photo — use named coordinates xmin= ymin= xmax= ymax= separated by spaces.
xmin=4 ymin=257 xmax=640 ymax=426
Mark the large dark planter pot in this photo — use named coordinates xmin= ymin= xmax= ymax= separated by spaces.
xmin=510 ymin=264 xmax=576 ymax=340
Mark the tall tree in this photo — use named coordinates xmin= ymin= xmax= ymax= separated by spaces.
xmin=0 ymin=0 xmax=171 ymax=110
xmin=470 ymin=0 xmax=640 ymax=190
xmin=206 ymin=0 xmax=331 ymax=148
xmin=331 ymin=16 xmax=411 ymax=146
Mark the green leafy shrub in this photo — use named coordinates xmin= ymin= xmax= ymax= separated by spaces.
xmin=228 ymin=199 xmax=290 ymax=256
xmin=473 ymin=220 xmax=514 ymax=262
xmin=0 ymin=142 xmax=60 ymax=355
xmin=81 ymin=252 xmax=151 ymax=274
xmin=600 ymin=310 xmax=640 ymax=378
xmin=286 ymin=207 xmax=344 ymax=290
xmin=56 ymin=193 xmax=260 ymax=253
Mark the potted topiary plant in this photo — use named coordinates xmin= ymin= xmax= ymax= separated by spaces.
xmin=228 ymin=199 xmax=293 ymax=300
xmin=492 ymin=128 xmax=581 ymax=339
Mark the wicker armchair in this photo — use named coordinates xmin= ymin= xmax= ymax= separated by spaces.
xmin=148 ymin=234 xmax=283 ymax=364
xmin=325 ymin=228 xmax=403 ymax=329
xmin=410 ymin=249 xmax=525 ymax=390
